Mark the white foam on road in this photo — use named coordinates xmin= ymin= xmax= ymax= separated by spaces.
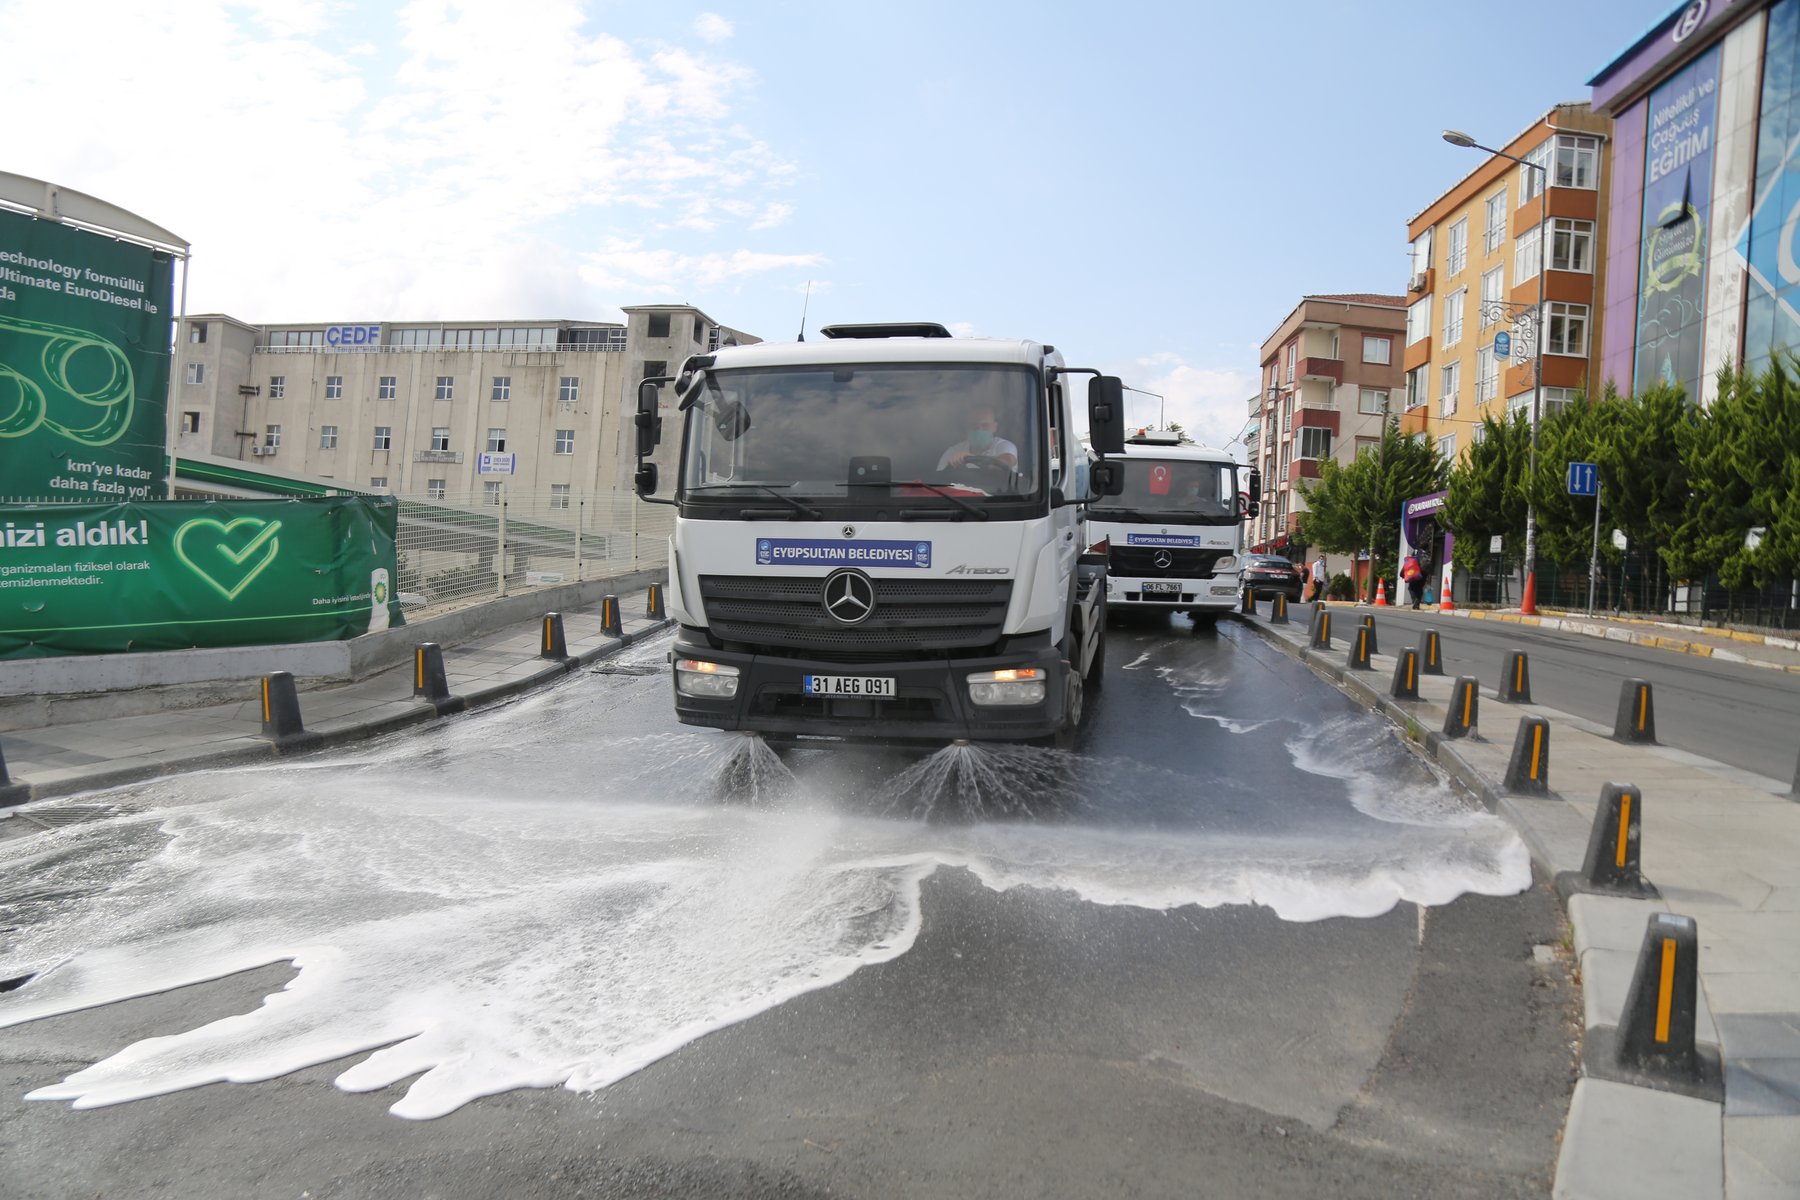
xmin=1 ymin=680 xmax=1528 ymax=1121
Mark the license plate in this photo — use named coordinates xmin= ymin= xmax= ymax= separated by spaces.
xmin=1141 ymin=581 xmax=1180 ymax=595
xmin=803 ymin=674 xmax=896 ymax=698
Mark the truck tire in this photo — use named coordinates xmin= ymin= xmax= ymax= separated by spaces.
xmin=1189 ymin=610 xmax=1218 ymax=631
xmin=1085 ymin=625 xmax=1106 ymax=691
xmin=1053 ymin=663 xmax=1084 ymax=751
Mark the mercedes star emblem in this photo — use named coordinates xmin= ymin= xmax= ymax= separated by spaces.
xmin=822 ymin=568 xmax=877 ymax=625
xmin=1153 ymin=550 xmax=1174 ymax=570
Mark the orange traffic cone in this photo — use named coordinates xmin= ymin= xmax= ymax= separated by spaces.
xmin=1374 ymin=578 xmax=1389 ymax=606
xmin=1439 ymin=576 xmax=1455 ymax=611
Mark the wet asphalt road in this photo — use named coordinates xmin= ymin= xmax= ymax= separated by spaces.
xmin=1 ymin=617 xmax=1580 ymax=1199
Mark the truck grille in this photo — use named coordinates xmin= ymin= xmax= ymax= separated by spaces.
xmin=1108 ymin=546 xmax=1230 ymax=578
xmin=698 ymin=574 xmax=1013 ymax=659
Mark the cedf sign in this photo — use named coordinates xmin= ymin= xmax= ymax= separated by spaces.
xmin=324 ymin=324 xmax=381 ymax=348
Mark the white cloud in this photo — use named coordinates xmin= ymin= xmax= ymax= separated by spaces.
xmin=0 ymin=1 xmax=807 ymax=322
xmin=1109 ymin=354 xmax=1259 ymax=454
xmin=693 ymin=12 xmax=734 ymax=43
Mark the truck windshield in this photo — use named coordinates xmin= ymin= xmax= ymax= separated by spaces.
xmin=1089 ymin=458 xmax=1239 ymax=524
xmin=680 ymin=363 xmax=1041 ymax=505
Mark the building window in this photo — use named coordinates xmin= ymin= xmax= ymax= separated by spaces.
xmin=491 ymin=376 xmax=511 ymax=402
xmin=1443 ymin=288 xmax=1466 ymax=347
xmin=550 ymin=483 xmax=571 ymax=509
xmin=1437 ymin=433 xmax=1457 ymax=461
xmin=1541 ymin=387 xmax=1577 ymax=419
xmin=269 ymin=376 xmax=285 ymax=399
xmin=325 ymin=375 xmax=343 ymax=400
xmin=264 ymin=424 xmax=282 ymax=449
xmin=435 ymin=376 xmax=454 ymax=401
xmin=1440 ymin=360 xmax=1461 ymax=417
xmin=558 ymin=376 xmax=580 ymax=404
xmin=319 ymin=424 xmax=339 ymax=449
xmin=427 ymin=478 xmax=446 ymax=500
xmin=185 ymin=362 xmax=204 ymax=385
xmin=1555 ymin=135 xmax=1600 ymax=189
xmin=181 ymin=411 xmax=201 ymax=433
xmin=647 ymin=312 xmax=671 ymax=338
xmin=373 ymin=426 xmax=392 ymax=451
xmin=484 ymin=481 xmax=503 ymax=505
xmin=1544 ymin=303 xmax=1589 ymax=356
xmin=1550 ymin=218 xmax=1595 ymax=273
xmin=1406 ymin=295 xmax=1432 ymax=345
xmin=1358 ymin=388 xmax=1389 ymax=416
xmin=378 ymin=376 xmax=397 ymax=400
xmin=1484 ymin=189 xmax=1507 ymax=253
xmin=1406 ymin=365 xmax=1429 ymax=409
xmin=1284 ymin=343 xmax=1296 ymax=382
xmin=486 ymin=428 xmax=507 ymax=452
xmin=1410 ymin=229 xmax=1433 ymax=280
xmin=1515 ymin=225 xmax=1542 ymax=284
xmin=1480 ymin=266 xmax=1505 ymax=329
xmin=1446 ymin=217 xmax=1468 ymax=275
xmin=1471 ymin=423 xmax=1487 ymax=446
xmin=431 ymin=426 xmax=451 ymax=451
xmin=370 ymin=476 xmax=388 ymax=489
xmin=1297 ymin=426 xmax=1332 ymax=460
xmin=1520 ymin=140 xmax=1551 ymax=204
xmin=188 ymin=322 xmax=207 ymax=343
xmin=1476 ymin=346 xmax=1499 ymax=405
xmin=553 ymin=429 xmax=575 ymax=454
xmin=1330 ymin=331 xmax=1341 ymax=360
xmin=1279 ymin=444 xmax=1291 ymax=473
xmin=1361 ymin=336 xmax=1390 ymax=365
xmin=1355 ymin=436 xmax=1380 ymax=459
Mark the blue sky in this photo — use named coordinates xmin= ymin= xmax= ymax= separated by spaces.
xmin=3 ymin=0 xmax=1671 ymax=449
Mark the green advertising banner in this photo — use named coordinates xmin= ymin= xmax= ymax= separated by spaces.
xmin=0 ymin=207 xmax=175 ymax=502
xmin=0 ymin=497 xmax=405 ymax=658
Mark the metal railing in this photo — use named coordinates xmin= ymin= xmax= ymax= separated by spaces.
xmin=393 ymin=486 xmax=669 ymax=613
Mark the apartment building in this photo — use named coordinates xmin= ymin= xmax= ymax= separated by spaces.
xmin=1402 ymin=103 xmax=1613 ymax=463
xmin=1249 ymin=294 xmax=1407 ymax=572
xmin=170 ymin=306 xmax=757 ymax=503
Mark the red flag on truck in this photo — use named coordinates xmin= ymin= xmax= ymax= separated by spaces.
xmin=1149 ymin=464 xmax=1171 ymax=495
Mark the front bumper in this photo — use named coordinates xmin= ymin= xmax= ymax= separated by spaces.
xmin=669 ymin=634 xmax=1071 ymax=743
xmin=1105 ymin=574 xmax=1243 ymax=611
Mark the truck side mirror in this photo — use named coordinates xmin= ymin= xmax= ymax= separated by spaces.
xmin=1243 ymin=467 xmax=1262 ymax=520
xmin=1090 ymin=460 xmax=1125 ymax=497
xmin=1087 ymin=376 xmax=1126 ymax=456
xmin=635 ymin=378 xmax=666 ymax=459
xmin=634 ymin=462 xmax=659 ymax=497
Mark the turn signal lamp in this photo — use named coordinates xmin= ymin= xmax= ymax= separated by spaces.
xmin=675 ymin=658 xmax=740 ymax=698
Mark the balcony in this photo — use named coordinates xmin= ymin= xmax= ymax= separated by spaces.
xmin=1287 ymin=459 xmax=1321 ymax=485
xmin=1399 ymin=406 xmax=1430 ymax=437
xmin=414 ymin=449 xmax=465 ymax=464
xmin=1297 ymin=356 xmax=1343 ymax=385
xmin=1296 ymin=407 xmax=1339 ymax=436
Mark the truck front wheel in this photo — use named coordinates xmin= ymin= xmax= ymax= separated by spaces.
xmin=1049 ymin=662 xmax=1083 ymax=751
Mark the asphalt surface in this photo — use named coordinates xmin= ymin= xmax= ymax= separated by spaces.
xmin=1316 ymin=605 xmax=1800 ymax=784
xmin=1 ymin=618 xmax=1581 ymax=1198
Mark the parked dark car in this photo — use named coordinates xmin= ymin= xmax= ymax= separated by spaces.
xmin=1243 ymin=554 xmax=1304 ymax=601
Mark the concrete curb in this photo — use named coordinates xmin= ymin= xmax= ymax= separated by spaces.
xmin=1438 ymin=606 xmax=1800 ymax=675
xmin=1 ymin=618 xmax=672 ymax=808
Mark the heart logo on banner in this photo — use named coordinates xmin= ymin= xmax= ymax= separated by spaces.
xmin=173 ymin=517 xmax=284 ymax=601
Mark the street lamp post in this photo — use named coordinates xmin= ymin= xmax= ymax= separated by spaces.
xmin=1443 ymin=128 xmax=1549 ymax=614
xmin=1122 ymin=385 xmax=1167 ymax=430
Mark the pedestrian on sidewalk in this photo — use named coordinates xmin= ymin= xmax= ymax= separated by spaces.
xmin=1310 ymin=554 xmax=1328 ymax=603
xmin=1401 ymin=551 xmax=1425 ymax=609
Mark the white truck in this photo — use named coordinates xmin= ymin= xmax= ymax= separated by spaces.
xmin=631 ymin=321 xmax=1129 ymax=748
xmin=1085 ymin=429 xmax=1261 ymax=626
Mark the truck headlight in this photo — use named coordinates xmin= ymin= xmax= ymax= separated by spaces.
xmin=1214 ymin=556 xmax=1238 ymax=571
xmin=967 ymin=667 xmax=1047 ymax=706
xmin=675 ymin=658 xmax=740 ymax=698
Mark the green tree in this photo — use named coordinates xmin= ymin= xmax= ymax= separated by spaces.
xmin=1590 ymin=381 xmax=1690 ymax=603
xmin=1444 ymin=411 xmax=1528 ymax=579
xmin=1297 ymin=418 xmax=1445 ymax=592
xmin=1527 ymin=392 xmax=1605 ymax=575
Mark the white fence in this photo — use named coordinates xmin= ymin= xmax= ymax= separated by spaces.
xmin=395 ymin=487 xmax=669 ymax=612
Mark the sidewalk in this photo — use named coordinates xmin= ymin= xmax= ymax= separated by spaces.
xmin=1441 ymin=604 xmax=1800 ymax=675
xmin=1239 ymin=602 xmax=1800 ymax=1200
xmin=0 ymin=587 xmax=670 ymax=814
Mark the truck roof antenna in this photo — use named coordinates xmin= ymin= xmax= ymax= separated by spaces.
xmin=797 ymin=280 xmax=813 ymax=342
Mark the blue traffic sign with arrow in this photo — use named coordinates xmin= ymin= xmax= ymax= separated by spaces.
xmin=1566 ymin=461 xmax=1598 ymax=497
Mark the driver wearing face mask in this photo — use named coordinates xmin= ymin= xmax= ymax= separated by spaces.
xmin=937 ymin=405 xmax=1020 ymax=471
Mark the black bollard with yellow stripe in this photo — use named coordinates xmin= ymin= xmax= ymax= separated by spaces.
xmin=600 ymin=593 xmax=623 ymax=638
xmin=1241 ymin=587 xmax=1257 ymax=615
xmin=1614 ymin=678 xmax=1656 ymax=743
xmin=1391 ymin=647 xmax=1420 ymax=700
xmin=1583 ymin=912 xmax=1722 ymax=1100
xmin=1499 ymin=649 xmax=1532 ymax=703
xmin=1310 ymin=607 xmax=1333 ymax=651
xmin=1345 ymin=620 xmax=1373 ymax=670
xmin=646 ymin=581 xmax=667 ymax=620
xmin=1558 ymin=782 xmax=1659 ymax=899
xmin=1358 ymin=614 xmax=1379 ymax=657
xmin=1419 ymin=628 xmax=1445 ymax=675
xmin=540 ymin=612 xmax=569 ymax=660
xmin=259 ymin=671 xmax=321 ymax=750
xmin=1503 ymin=716 xmax=1551 ymax=792
xmin=1442 ymin=676 xmax=1479 ymax=738
xmin=412 ymin=642 xmax=464 ymax=715
xmin=1270 ymin=593 xmax=1289 ymax=624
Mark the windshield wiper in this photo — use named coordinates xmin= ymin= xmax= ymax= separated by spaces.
xmin=689 ymin=483 xmax=821 ymax=520
xmin=896 ymin=481 xmax=989 ymax=520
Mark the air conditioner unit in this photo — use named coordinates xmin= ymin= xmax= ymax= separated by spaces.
xmin=1408 ymin=271 xmax=1428 ymax=292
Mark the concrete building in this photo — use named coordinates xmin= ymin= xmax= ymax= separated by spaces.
xmin=1402 ymin=103 xmax=1613 ymax=463
xmin=1249 ymin=293 xmax=1407 ymax=578
xmin=171 ymin=305 xmax=757 ymax=503
xmin=1589 ymin=0 xmax=1800 ymax=404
